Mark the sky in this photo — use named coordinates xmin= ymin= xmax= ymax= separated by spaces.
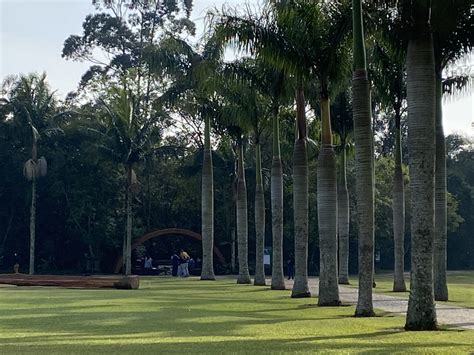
xmin=1 ymin=0 xmax=473 ymax=137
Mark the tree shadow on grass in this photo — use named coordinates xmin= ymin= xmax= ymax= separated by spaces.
xmin=0 ymin=333 xmax=467 ymax=354
xmin=1 ymin=277 xmax=472 ymax=353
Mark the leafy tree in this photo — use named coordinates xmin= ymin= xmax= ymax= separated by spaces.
xmin=63 ymin=0 xmax=195 ymax=276
xmin=82 ymin=87 xmax=166 ymax=275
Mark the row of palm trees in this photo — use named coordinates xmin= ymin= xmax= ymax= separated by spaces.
xmin=193 ymin=0 xmax=472 ymax=332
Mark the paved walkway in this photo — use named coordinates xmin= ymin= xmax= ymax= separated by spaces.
xmin=279 ymin=277 xmax=474 ymax=330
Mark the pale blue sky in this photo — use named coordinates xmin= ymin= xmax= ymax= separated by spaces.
xmin=1 ymin=0 xmax=472 ymax=136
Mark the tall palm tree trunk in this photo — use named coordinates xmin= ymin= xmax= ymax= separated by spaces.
xmin=271 ymin=107 xmax=286 ymax=290
xmin=393 ymin=112 xmax=407 ymax=292
xmin=236 ymin=142 xmax=251 ymax=284
xmin=291 ymin=85 xmax=310 ymax=298
xmin=317 ymin=94 xmax=340 ymax=305
xmin=29 ymin=177 xmax=36 ymax=275
xmin=352 ymin=0 xmax=375 ymax=316
xmin=29 ymin=141 xmax=38 ymax=275
xmin=125 ymin=164 xmax=133 ymax=275
xmin=405 ymin=15 xmax=438 ymax=331
xmin=254 ymin=143 xmax=266 ymax=286
xmin=201 ymin=116 xmax=216 ymax=280
xmin=433 ymin=76 xmax=448 ymax=301
xmin=337 ymin=146 xmax=350 ymax=285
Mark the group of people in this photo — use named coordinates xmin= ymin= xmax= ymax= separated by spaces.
xmin=171 ymin=249 xmax=194 ymax=277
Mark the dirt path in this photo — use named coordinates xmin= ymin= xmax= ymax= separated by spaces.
xmin=279 ymin=277 xmax=474 ymax=330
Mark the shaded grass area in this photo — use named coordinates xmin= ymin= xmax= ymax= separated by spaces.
xmin=348 ymin=271 xmax=474 ymax=308
xmin=0 ymin=276 xmax=473 ymax=354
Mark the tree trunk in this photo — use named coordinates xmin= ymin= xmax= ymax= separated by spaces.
xmin=434 ymin=76 xmax=448 ymax=301
xmin=271 ymin=107 xmax=285 ymax=290
xmin=201 ymin=115 xmax=216 ymax=280
xmin=392 ymin=113 xmax=407 ymax=292
xmin=352 ymin=0 xmax=375 ymax=317
xmin=29 ymin=178 xmax=36 ymax=275
xmin=317 ymin=95 xmax=340 ymax=305
xmin=338 ymin=147 xmax=350 ymax=285
xmin=254 ymin=143 xmax=266 ymax=286
xmin=146 ymin=167 xmax=151 ymax=231
xmin=124 ymin=164 xmax=133 ymax=276
xmin=291 ymin=85 xmax=310 ymax=298
xmin=29 ymin=139 xmax=38 ymax=276
xmin=405 ymin=24 xmax=438 ymax=331
xmin=231 ymin=227 xmax=236 ymax=273
xmin=236 ymin=142 xmax=251 ymax=284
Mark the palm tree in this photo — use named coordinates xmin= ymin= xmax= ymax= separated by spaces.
xmin=235 ymin=134 xmax=252 ymax=284
xmin=404 ymin=1 xmax=438 ymax=331
xmin=1 ymin=73 xmax=64 ymax=275
xmin=208 ymin=2 xmax=312 ymax=294
xmin=209 ymin=1 xmax=351 ymax=299
xmin=214 ymin=123 xmax=251 ymax=285
xmin=312 ymin=1 xmax=351 ymax=306
xmin=431 ymin=0 xmax=472 ymax=302
xmin=228 ymin=59 xmax=294 ymax=288
xmin=267 ymin=68 xmax=291 ymax=290
xmin=352 ymin=0 xmax=375 ymax=316
xmin=292 ymin=80 xmax=311 ymax=298
xmin=148 ymin=36 xmax=221 ymax=280
xmin=331 ymin=91 xmax=354 ymax=285
xmin=219 ymin=60 xmax=274 ymax=285
xmin=201 ymin=111 xmax=216 ymax=280
xmin=369 ymin=42 xmax=407 ymax=292
xmin=278 ymin=0 xmax=352 ymax=304
xmin=270 ymin=97 xmax=286 ymax=290
xmin=271 ymin=2 xmax=312 ymax=298
xmin=84 ymin=86 xmax=164 ymax=276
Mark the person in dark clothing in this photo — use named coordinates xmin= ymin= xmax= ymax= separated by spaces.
xmin=286 ymin=254 xmax=295 ymax=280
xmin=171 ymin=253 xmax=180 ymax=277
xmin=188 ymin=257 xmax=195 ymax=275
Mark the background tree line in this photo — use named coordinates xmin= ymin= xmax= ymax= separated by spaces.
xmin=0 ymin=70 xmax=470 ymax=273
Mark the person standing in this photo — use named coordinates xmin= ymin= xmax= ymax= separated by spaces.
xmin=144 ymin=256 xmax=153 ymax=274
xmin=13 ymin=253 xmax=20 ymax=274
xmin=179 ymin=249 xmax=190 ymax=277
xmin=287 ymin=254 xmax=295 ymax=280
xmin=171 ymin=252 xmax=180 ymax=277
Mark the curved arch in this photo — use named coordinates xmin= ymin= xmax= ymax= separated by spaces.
xmin=114 ymin=228 xmax=226 ymax=274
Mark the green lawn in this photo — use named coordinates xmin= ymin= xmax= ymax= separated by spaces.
xmin=0 ymin=276 xmax=473 ymax=354
xmin=347 ymin=271 xmax=474 ymax=309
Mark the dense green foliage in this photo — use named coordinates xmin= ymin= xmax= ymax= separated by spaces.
xmin=0 ymin=94 xmax=471 ymax=273
xmin=0 ymin=0 xmax=472 ymax=277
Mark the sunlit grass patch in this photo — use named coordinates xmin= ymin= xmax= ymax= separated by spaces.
xmin=0 ymin=275 xmax=472 ymax=354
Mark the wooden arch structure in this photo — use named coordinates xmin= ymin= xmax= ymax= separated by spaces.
xmin=114 ymin=228 xmax=226 ymax=274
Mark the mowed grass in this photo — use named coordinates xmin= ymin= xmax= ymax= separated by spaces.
xmin=346 ymin=271 xmax=474 ymax=309
xmin=0 ymin=276 xmax=473 ymax=354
